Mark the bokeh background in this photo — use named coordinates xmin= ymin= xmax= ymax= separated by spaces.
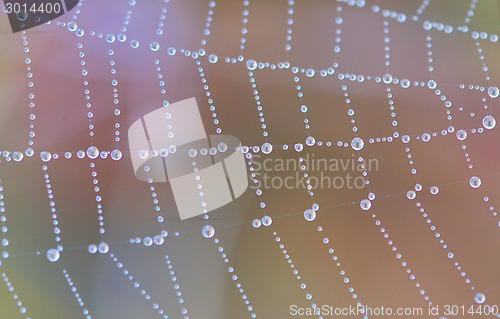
xmin=1 ymin=0 xmax=500 ymax=318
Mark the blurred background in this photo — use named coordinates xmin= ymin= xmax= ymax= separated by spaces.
xmin=1 ymin=0 xmax=500 ymax=318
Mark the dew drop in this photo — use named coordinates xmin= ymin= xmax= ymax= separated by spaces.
xmin=430 ymin=186 xmax=439 ymax=195
xmin=106 ymin=34 xmax=115 ymax=43
xmin=456 ymin=130 xmax=467 ymax=141
xmin=217 ymin=142 xmax=228 ymax=152
xmin=401 ymin=79 xmax=410 ymax=88
xmin=202 ymin=225 xmax=215 ymax=238
xmin=167 ymin=47 xmax=176 ymax=55
xmin=67 ymin=21 xmax=77 ymax=32
xmin=261 ymin=215 xmax=273 ymax=226
xmin=88 ymin=244 xmax=97 ymax=254
xmin=208 ymin=54 xmax=218 ymax=63
xmin=360 ymin=199 xmax=371 ymax=210
xmin=130 ymin=40 xmax=140 ymax=48
xmin=304 ymin=209 xmax=316 ymax=221
xmin=188 ymin=149 xmax=197 ymax=158
xmin=150 ymin=41 xmax=160 ymax=51
xmin=261 ymin=142 xmax=273 ymax=154
xmin=488 ymin=86 xmax=499 ymax=98
xmin=252 ymin=219 xmax=262 ymax=228
xmin=246 ymin=59 xmax=257 ymax=70
xmin=469 ymin=176 xmax=481 ymax=188
xmin=87 ymin=146 xmax=99 ymax=159
xmin=407 ymin=190 xmax=416 ymax=200
xmin=474 ymin=292 xmax=486 ymax=304
xmin=12 ymin=152 xmax=23 ymax=162
xmin=40 ymin=151 xmax=52 ymax=162
xmin=305 ymin=136 xmax=316 ymax=146
xmin=143 ymin=237 xmax=153 ymax=246
xmin=482 ymin=115 xmax=496 ymax=129
xmin=111 ymin=149 xmax=122 ymax=160
xmin=382 ymin=73 xmax=393 ymax=84
xmin=139 ymin=150 xmax=149 ymax=160
xmin=351 ymin=137 xmax=364 ymax=150
xmin=98 ymin=242 xmax=109 ymax=254
xmin=46 ymin=248 xmax=60 ymax=262
xmin=154 ymin=235 xmax=164 ymax=245
xmin=428 ymin=80 xmax=437 ymax=89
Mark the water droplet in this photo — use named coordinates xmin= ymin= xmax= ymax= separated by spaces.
xmin=139 ymin=150 xmax=149 ymax=160
xmin=46 ymin=248 xmax=60 ymax=262
xmin=111 ymin=149 xmax=122 ymax=160
xmin=188 ymin=149 xmax=197 ymax=158
xmin=482 ymin=115 xmax=496 ymax=129
xmin=217 ymin=142 xmax=228 ymax=152
xmin=87 ymin=146 xmax=99 ymax=159
xmin=304 ymin=209 xmax=316 ymax=221
xmin=67 ymin=21 xmax=77 ymax=32
xmin=407 ymin=190 xmax=416 ymax=200
xmin=470 ymin=176 xmax=481 ymax=188
xmin=421 ymin=133 xmax=431 ymax=142
xmin=88 ymin=244 xmax=97 ymax=254
xmin=306 ymin=136 xmax=316 ymax=146
xmin=98 ymin=242 xmax=109 ymax=254
xmin=143 ymin=237 xmax=153 ymax=246
xmin=351 ymin=137 xmax=364 ymax=150
xmin=12 ymin=152 xmax=23 ymax=162
xmin=261 ymin=215 xmax=273 ymax=226
xmin=428 ymin=80 xmax=437 ymax=89
xmin=294 ymin=143 xmax=304 ymax=152
xmin=118 ymin=33 xmax=127 ymax=42
xmin=252 ymin=219 xmax=262 ymax=228
xmin=167 ymin=47 xmax=176 ymax=55
xmin=360 ymin=199 xmax=371 ymax=210
xmin=382 ymin=73 xmax=393 ymax=84
xmin=40 ymin=151 xmax=52 ymax=162
xmin=474 ymin=292 xmax=486 ymax=304
xmin=261 ymin=143 xmax=273 ymax=154
xmin=456 ymin=130 xmax=467 ymax=140
xmin=246 ymin=59 xmax=257 ymax=70
xmin=488 ymin=86 xmax=499 ymax=98
xmin=150 ymin=42 xmax=160 ymax=51
xmin=202 ymin=225 xmax=215 ymax=238
xmin=402 ymin=135 xmax=410 ymax=143
xmin=130 ymin=40 xmax=140 ymax=48
xmin=208 ymin=54 xmax=218 ymax=63
xmin=401 ymin=79 xmax=410 ymax=88
xmin=368 ymin=192 xmax=376 ymax=200
xmin=106 ymin=34 xmax=115 ymax=43
xmin=25 ymin=148 xmax=34 ymax=157
xmin=160 ymin=148 xmax=169 ymax=157
xmin=154 ymin=235 xmax=164 ymax=245
xmin=430 ymin=186 xmax=439 ymax=195
xmin=305 ymin=68 xmax=315 ymax=77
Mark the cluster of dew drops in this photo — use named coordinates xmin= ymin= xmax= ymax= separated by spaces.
xmin=45 ymin=18 xmax=500 ymax=279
